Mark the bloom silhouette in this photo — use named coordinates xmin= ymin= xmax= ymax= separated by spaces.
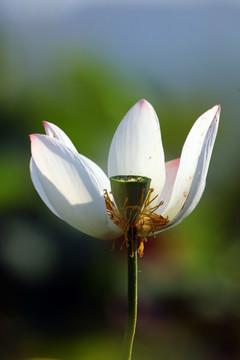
xmin=30 ymin=100 xmax=220 ymax=245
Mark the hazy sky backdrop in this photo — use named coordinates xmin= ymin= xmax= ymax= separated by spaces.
xmin=1 ymin=0 xmax=240 ymax=23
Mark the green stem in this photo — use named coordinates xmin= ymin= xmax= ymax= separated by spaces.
xmin=122 ymin=229 xmax=138 ymax=360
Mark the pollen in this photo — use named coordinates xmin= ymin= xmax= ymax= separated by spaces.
xmin=104 ymin=187 xmax=169 ymax=257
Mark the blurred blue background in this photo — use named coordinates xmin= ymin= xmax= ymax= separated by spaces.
xmin=0 ymin=1 xmax=240 ymax=359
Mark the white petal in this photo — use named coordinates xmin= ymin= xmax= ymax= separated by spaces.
xmin=43 ymin=121 xmax=78 ymax=153
xmin=43 ymin=121 xmax=108 ymax=191
xmin=161 ymin=105 xmax=220 ymax=221
xmin=157 ymin=158 xmax=180 ymax=214
xmin=30 ymin=134 xmax=122 ymax=240
xmin=30 ymin=157 xmax=62 ymax=218
xmin=108 ymin=99 xmax=165 ymax=202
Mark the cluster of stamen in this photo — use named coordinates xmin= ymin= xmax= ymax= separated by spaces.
xmin=104 ymin=188 xmax=169 ymax=257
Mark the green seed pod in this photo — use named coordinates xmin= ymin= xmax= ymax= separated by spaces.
xmin=110 ymin=175 xmax=151 ymax=226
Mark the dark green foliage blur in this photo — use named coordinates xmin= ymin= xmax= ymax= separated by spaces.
xmin=0 ymin=9 xmax=240 ymax=360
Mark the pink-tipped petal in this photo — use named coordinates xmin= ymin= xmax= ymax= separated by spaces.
xmin=42 ymin=121 xmax=78 ymax=153
xmin=42 ymin=122 xmax=109 ymax=188
xmin=108 ymin=99 xmax=166 ymax=203
xmin=30 ymin=134 xmax=122 ymax=240
xmin=161 ymin=105 xmax=220 ymax=222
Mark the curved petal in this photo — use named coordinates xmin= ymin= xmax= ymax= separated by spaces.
xmin=43 ymin=121 xmax=108 ymax=191
xmin=157 ymin=158 xmax=180 ymax=214
xmin=43 ymin=121 xmax=78 ymax=153
xmin=161 ymin=105 xmax=220 ymax=221
xmin=30 ymin=157 xmax=62 ymax=219
xmin=108 ymin=99 xmax=165 ymax=203
xmin=30 ymin=134 xmax=123 ymax=240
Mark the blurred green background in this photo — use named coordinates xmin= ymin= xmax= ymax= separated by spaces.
xmin=0 ymin=1 xmax=240 ymax=360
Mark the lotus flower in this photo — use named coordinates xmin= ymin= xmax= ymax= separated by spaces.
xmin=30 ymin=100 xmax=220 ymax=249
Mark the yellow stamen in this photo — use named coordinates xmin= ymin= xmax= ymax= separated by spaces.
xmin=104 ymin=188 xmax=170 ymax=256
xmin=138 ymin=239 xmax=145 ymax=258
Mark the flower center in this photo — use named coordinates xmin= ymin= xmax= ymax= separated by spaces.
xmin=104 ymin=175 xmax=169 ymax=257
